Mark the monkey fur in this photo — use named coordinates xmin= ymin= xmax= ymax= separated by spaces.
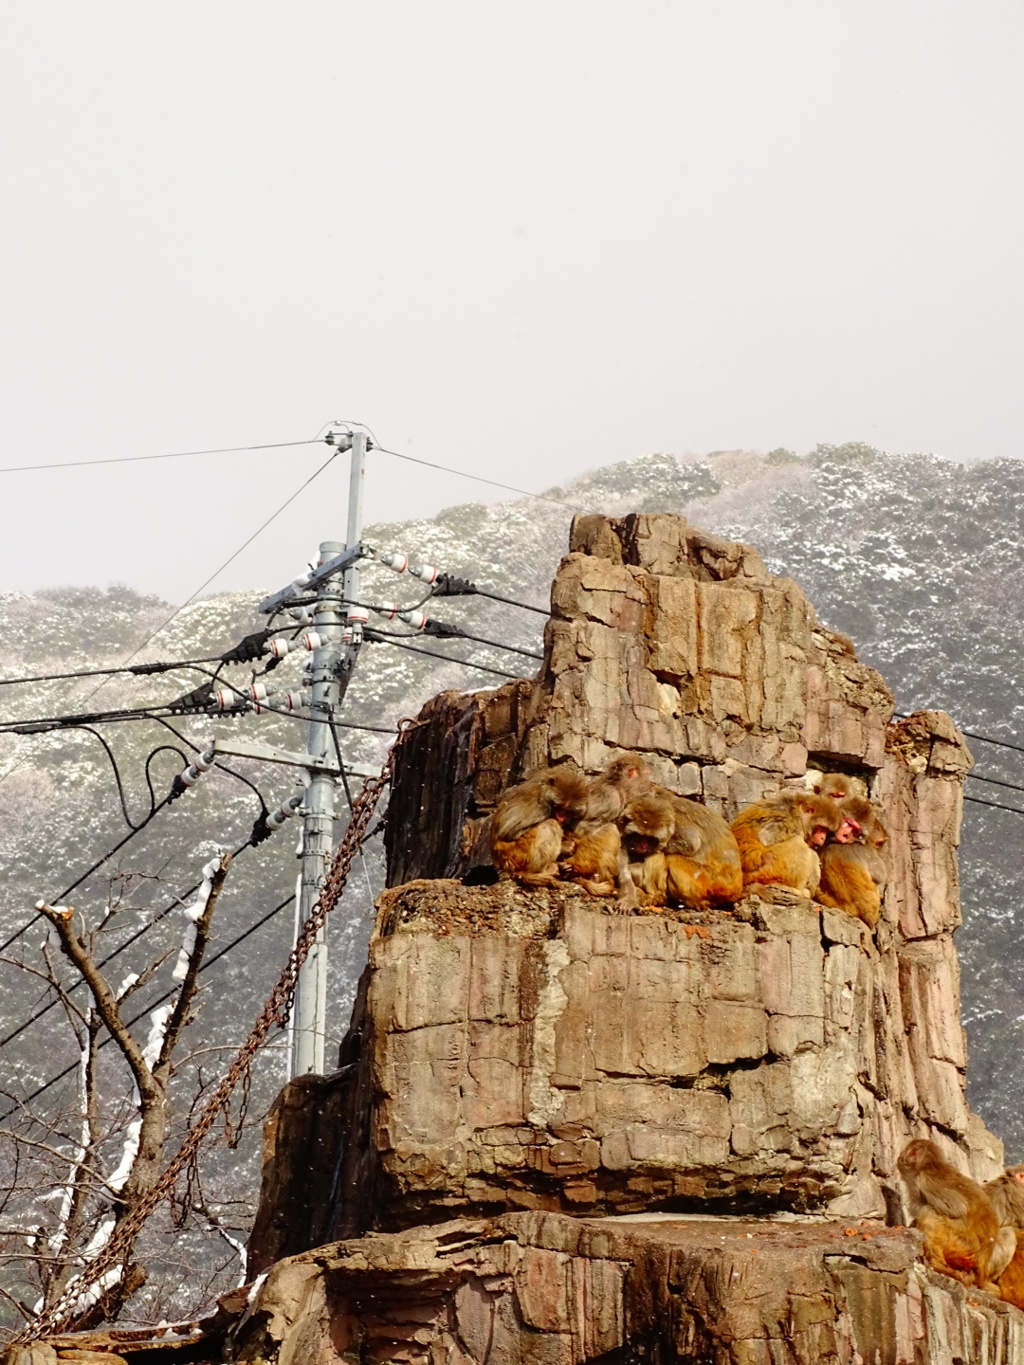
xmin=660 ymin=791 xmax=744 ymax=908
xmin=616 ymin=792 xmax=676 ymax=909
xmin=817 ymin=795 xmax=889 ymax=928
xmin=562 ymin=756 xmax=653 ymax=897
xmin=898 ymin=1138 xmax=1015 ymax=1291
xmin=731 ymin=791 xmax=845 ymax=897
xmin=491 ymin=766 xmax=589 ymax=888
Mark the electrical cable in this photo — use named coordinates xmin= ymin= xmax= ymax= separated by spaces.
xmin=80 ymin=449 xmax=340 ymax=698
xmin=965 ymin=772 xmax=1024 ymax=795
xmin=0 ymin=438 xmax=321 ymax=476
xmin=363 ymin=629 xmax=521 ymax=680
xmin=372 ymin=443 xmax=585 ymax=512
xmin=963 ymin=794 xmax=1024 ymax=815
xmin=366 ymin=620 xmax=543 ymax=661
xmin=2 ymin=817 xmax=385 ymax=1117
xmin=0 ymin=654 xmax=229 ymax=688
xmin=0 ymin=793 xmax=178 ymax=956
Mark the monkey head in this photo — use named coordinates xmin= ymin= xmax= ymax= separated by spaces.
xmin=797 ymin=793 xmax=845 ymax=849
xmin=620 ymin=793 xmax=674 ymax=858
xmin=898 ymin=1137 xmax=942 ymax=1176
xmin=602 ymin=755 xmax=654 ymax=793
xmin=543 ymin=767 xmax=590 ymax=830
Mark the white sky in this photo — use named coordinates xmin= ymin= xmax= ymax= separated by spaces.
xmin=1 ymin=2 xmax=1022 ymax=602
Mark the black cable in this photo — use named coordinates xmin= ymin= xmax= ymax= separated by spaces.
xmin=142 ymin=744 xmax=189 ymax=821
xmin=363 ymin=630 xmax=520 ymax=680
xmin=71 ymin=726 xmax=159 ymax=831
xmin=472 ymin=587 xmax=550 ymax=617
xmin=0 ymin=654 xmax=232 ymax=688
xmin=965 ymin=772 xmax=1024 ymax=796
xmin=81 ymin=448 xmax=340 ymax=694
xmin=0 ymin=793 xmax=178 ymax=956
xmin=373 ymin=443 xmax=584 ymax=512
xmin=963 ymin=794 xmax=1024 ymax=815
xmin=0 ymin=438 xmax=321 ymax=476
xmin=367 ymin=621 xmax=542 ymax=662
xmin=0 ymin=892 xmax=297 ymax=1120
xmin=0 ymin=832 xmax=261 ymax=1052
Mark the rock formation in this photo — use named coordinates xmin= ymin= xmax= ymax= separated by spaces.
xmin=250 ymin=515 xmax=1003 ymax=1270
xmin=20 ymin=513 xmax=1021 ymax=1364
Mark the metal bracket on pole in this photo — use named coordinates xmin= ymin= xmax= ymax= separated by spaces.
xmin=210 ymin=737 xmax=379 ymax=781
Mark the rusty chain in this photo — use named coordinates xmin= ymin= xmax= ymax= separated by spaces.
xmin=17 ymin=734 xmax=402 ymax=1343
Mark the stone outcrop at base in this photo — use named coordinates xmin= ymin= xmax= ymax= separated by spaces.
xmin=229 ymin=1212 xmax=1024 ymax=1365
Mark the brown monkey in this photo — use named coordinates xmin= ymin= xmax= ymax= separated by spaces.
xmin=817 ymin=796 xmax=888 ymax=928
xmin=731 ymin=791 xmax=846 ymax=897
xmin=897 ymin=1138 xmax=1015 ymax=1290
xmin=811 ymin=772 xmax=858 ymax=802
xmin=491 ymin=766 xmax=589 ymax=888
xmin=994 ymin=1232 xmax=1024 ymax=1308
xmin=616 ymin=792 xmax=676 ymax=909
xmin=659 ymin=793 xmax=743 ymax=908
xmin=987 ymin=1164 xmax=1024 ymax=1228
xmin=563 ymin=756 xmax=653 ymax=897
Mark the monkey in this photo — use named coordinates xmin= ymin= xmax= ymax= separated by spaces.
xmin=816 ymin=795 xmax=888 ymax=928
xmin=897 ymin=1138 xmax=1016 ymax=1291
xmin=615 ymin=791 xmax=677 ymax=909
xmin=658 ymin=792 xmax=744 ymax=909
xmin=562 ymin=756 xmax=653 ymax=897
xmin=809 ymin=772 xmax=859 ymax=802
xmin=731 ymin=791 xmax=849 ymax=897
xmin=491 ymin=766 xmax=589 ymax=888
xmin=986 ymin=1164 xmax=1024 ymax=1228
xmin=994 ymin=1233 xmax=1024 ymax=1308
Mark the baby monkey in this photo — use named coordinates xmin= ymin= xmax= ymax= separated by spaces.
xmin=491 ymin=765 xmax=589 ymax=888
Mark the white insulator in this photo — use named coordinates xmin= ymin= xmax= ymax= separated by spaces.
xmin=288 ymin=606 xmax=315 ymax=625
xmin=255 ymin=689 xmax=310 ymax=714
xmin=300 ymin=631 xmax=324 ymax=651
xmin=211 ymin=688 xmax=246 ymax=711
xmin=409 ymin=561 xmax=438 ymax=584
xmin=267 ymin=794 xmax=304 ymax=829
xmin=397 ymin=608 xmax=428 ymax=631
xmin=179 ymin=748 xmax=216 ymax=788
xmin=268 ymin=637 xmax=295 ymax=658
xmin=289 ymin=570 xmax=314 ymax=594
xmin=246 ymin=683 xmax=269 ymax=703
xmin=347 ymin=607 xmax=369 ymax=626
xmin=379 ymin=551 xmax=409 ymax=573
xmin=341 ymin=627 xmax=354 ymax=646
xmin=378 ymin=601 xmax=402 ymax=619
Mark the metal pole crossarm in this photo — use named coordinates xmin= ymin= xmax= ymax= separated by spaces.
xmin=258 ymin=543 xmax=369 ymax=615
xmin=211 ymin=738 xmax=340 ymax=774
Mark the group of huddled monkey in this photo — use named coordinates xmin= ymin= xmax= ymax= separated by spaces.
xmin=900 ymin=1138 xmax=1024 ymax=1305
xmin=488 ymin=755 xmax=888 ymax=926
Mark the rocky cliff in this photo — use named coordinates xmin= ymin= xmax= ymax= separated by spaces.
xmin=222 ymin=513 xmax=1022 ymax=1365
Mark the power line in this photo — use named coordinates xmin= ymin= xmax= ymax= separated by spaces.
xmin=0 ymin=438 xmax=320 ymax=476
xmin=373 ymin=443 xmax=585 ymax=512
xmin=0 ymin=654 xmax=227 ymax=688
xmin=81 ymin=449 xmax=340 ymax=697
xmin=964 ymin=794 xmax=1024 ymax=816
xmin=0 ymin=890 xmax=297 ymax=1121
xmin=364 ymin=630 xmax=521 ymax=680
xmin=0 ymin=792 xmax=178 ymax=956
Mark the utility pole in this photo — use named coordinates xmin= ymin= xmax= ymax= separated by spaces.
xmin=289 ymin=431 xmax=367 ymax=1076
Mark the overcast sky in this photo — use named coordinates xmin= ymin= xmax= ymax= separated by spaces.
xmin=1 ymin=2 xmax=1022 ymax=604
